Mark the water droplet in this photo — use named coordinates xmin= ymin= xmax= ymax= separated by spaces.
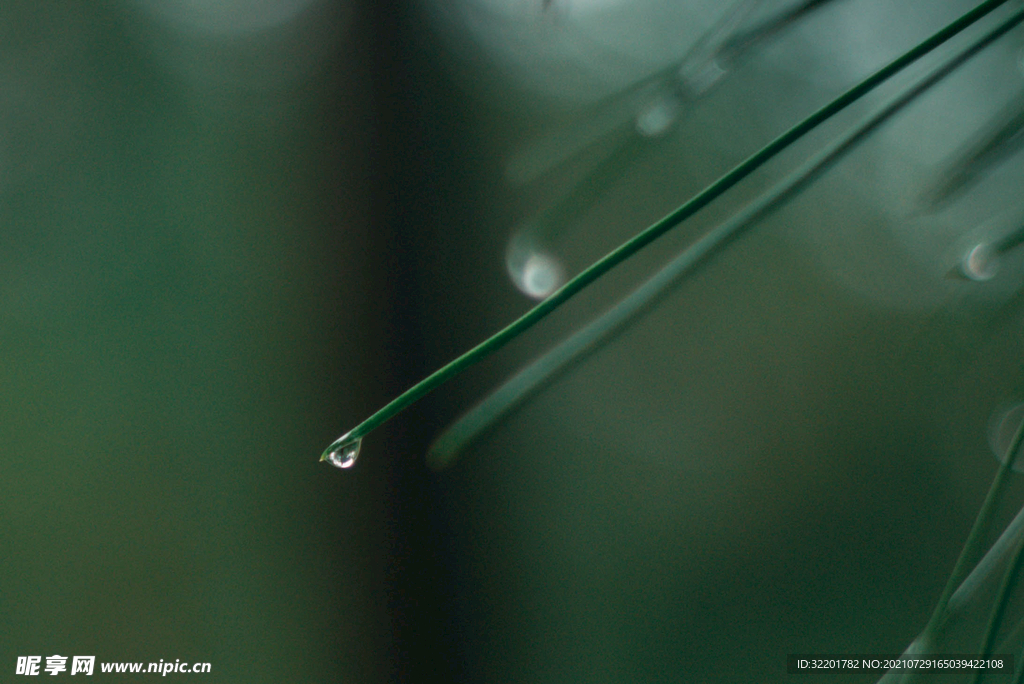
xmin=506 ymin=230 xmax=565 ymax=300
xmin=961 ymin=243 xmax=998 ymax=281
xmin=520 ymin=253 xmax=564 ymax=298
xmin=635 ymin=94 xmax=682 ymax=138
xmin=324 ymin=438 xmax=361 ymax=469
xmin=988 ymin=402 xmax=1024 ymax=471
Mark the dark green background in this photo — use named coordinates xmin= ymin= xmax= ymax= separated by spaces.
xmin=4 ymin=1 xmax=1024 ymax=682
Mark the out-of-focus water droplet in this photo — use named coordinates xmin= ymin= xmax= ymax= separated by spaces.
xmin=989 ymin=402 xmax=1024 ymax=471
xmin=635 ymin=93 xmax=682 ymax=137
xmin=324 ymin=438 xmax=361 ymax=469
xmin=961 ymin=243 xmax=998 ymax=281
xmin=506 ymin=230 xmax=566 ymax=299
xmin=519 ymin=252 xmax=565 ymax=298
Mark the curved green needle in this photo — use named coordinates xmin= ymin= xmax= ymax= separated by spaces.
xmin=322 ymin=0 xmax=1014 ymax=463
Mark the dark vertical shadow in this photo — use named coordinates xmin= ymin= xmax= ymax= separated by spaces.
xmin=362 ymin=3 xmax=460 ymax=682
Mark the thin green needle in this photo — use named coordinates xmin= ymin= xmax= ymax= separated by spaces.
xmin=322 ymin=0 xmax=1013 ymax=463
xmin=972 ymin=536 xmax=1024 ymax=684
xmin=971 ymin=425 xmax=1024 ymax=684
xmin=926 ymin=410 xmax=1024 ymax=642
xmin=874 ymin=414 xmax=1024 ymax=684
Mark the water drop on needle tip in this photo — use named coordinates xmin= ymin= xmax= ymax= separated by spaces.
xmin=324 ymin=438 xmax=361 ymax=469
